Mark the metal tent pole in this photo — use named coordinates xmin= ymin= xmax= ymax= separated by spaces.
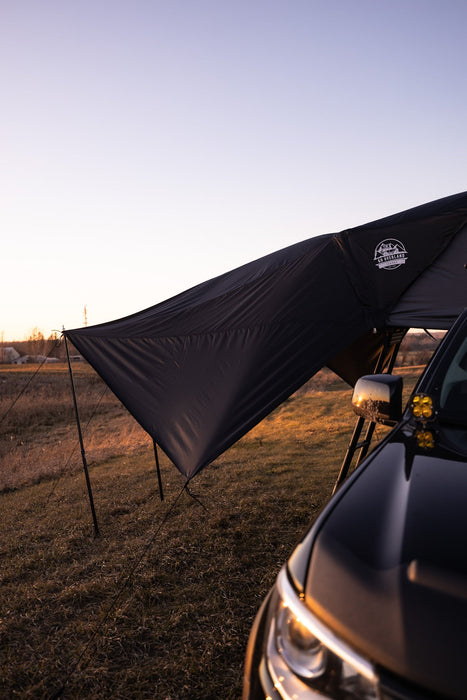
xmin=64 ymin=334 xmax=100 ymax=537
xmin=331 ymin=329 xmax=407 ymax=494
xmin=153 ymin=440 xmax=164 ymax=501
xmin=353 ymin=332 xmax=405 ymax=467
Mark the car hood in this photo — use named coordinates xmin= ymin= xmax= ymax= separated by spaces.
xmin=304 ymin=430 xmax=467 ymax=698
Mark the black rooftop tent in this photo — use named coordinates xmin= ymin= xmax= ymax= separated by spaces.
xmin=65 ymin=192 xmax=467 ymax=481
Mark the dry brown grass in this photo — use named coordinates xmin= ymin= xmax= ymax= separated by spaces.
xmin=0 ymin=365 xmax=151 ymax=492
xmin=0 ymin=362 xmax=424 ymax=699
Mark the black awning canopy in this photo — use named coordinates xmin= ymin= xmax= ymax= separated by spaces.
xmin=65 ymin=191 xmax=467 ymax=479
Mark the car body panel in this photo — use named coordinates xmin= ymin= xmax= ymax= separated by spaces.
xmin=244 ymin=309 xmax=467 ymax=699
xmin=306 ymin=433 xmax=467 ymax=698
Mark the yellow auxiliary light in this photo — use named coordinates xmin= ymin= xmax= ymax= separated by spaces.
xmin=416 ymin=430 xmax=435 ymax=449
xmin=411 ymin=394 xmax=434 ymax=420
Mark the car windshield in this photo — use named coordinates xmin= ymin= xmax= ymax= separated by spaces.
xmin=438 ymin=332 xmax=467 ymax=428
xmin=415 ymin=315 xmax=467 ymax=454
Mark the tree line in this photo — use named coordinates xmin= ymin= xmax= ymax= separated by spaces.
xmin=0 ymin=328 xmax=79 ymax=363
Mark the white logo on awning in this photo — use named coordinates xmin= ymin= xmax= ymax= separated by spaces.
xmin=374 ymin=239 xmax=408 ymax=270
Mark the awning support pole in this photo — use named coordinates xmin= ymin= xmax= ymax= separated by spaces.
xmin=64 ymin=334 xmax=100 ymax=537
xmin=153 ymin=440 xmax=164 ymax=501
xmin=332 ymin=328 xmax=407 ymax=494
xmin=332 ymin=416 xmax=366 ymax=495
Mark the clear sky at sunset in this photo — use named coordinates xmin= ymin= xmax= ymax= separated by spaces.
xmin=1 ymin=0 xmax=466 ymax=340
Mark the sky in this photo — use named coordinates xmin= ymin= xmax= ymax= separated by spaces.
xmin=1 ymin=0 xmax=466 ymax=340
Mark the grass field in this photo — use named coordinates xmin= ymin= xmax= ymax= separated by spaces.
xmin=0 ymin=363 xmax=421 ymax=699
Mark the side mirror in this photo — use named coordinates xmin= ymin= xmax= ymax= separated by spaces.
xmin=352 ymin=374 xmax=403 ymax=426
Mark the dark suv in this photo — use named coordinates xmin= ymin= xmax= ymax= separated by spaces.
xmin=243 ymin=309 xmax=467 ymax=700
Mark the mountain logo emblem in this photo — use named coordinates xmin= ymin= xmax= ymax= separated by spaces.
xmin=374 ymin=238 xmax=408 ymax=270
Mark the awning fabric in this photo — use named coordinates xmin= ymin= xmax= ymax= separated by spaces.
xmin=65 ymin=192 xmax=467 ymax=479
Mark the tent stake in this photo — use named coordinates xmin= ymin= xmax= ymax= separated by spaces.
xmin=64 ymin=334 xmax=100 ymax=537
xmin=153 ymin=440 xmax=164 ymax=501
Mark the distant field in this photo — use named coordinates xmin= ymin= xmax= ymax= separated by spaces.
xmin=0 ymin=363 xmax=423 ymax=698
xmin=0 ymin=364 xmax=152 ymax=492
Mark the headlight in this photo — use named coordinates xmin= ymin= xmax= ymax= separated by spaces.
xmin=264 ymin=567 xmax=379 ymax=699
xmin=275 ymin=603 xmax=328 ymax=680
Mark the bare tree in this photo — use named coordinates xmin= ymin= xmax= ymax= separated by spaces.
xmin=25 ymin=328 xmax=46 ymax=357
